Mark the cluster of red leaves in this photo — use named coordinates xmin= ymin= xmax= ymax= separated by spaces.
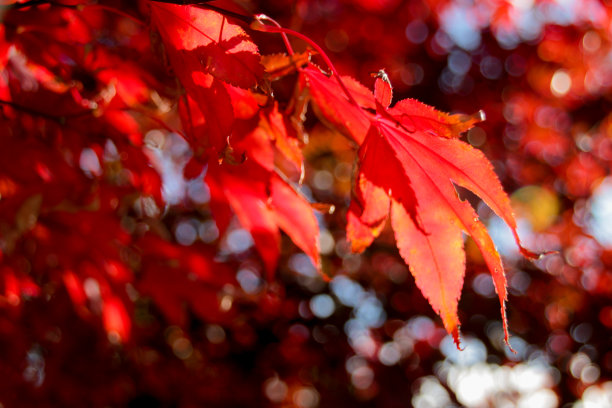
xmin=0 ymin=0 xmax=574 ymax=406
xmin=0 ymin=0 xmax=528 ymax=349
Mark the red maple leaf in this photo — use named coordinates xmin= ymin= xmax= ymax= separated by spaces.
xmin=151 ymin=2 xmax=264 ymax=153
xmin=286 ymin=51 xmax=536 ymax=345
xmin=347 ymin=74 xmax=537 ymax=345
xmin=150 ymin=2 xmax=263 ymax=88
xmin=249 ymin=16 xmax=537 ymax=345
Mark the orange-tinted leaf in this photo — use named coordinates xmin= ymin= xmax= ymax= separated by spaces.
xmin=262 ymin=51 xmax=312 ymax=81
xmin=347 ymin=200 xmax=386 ymax=253
xmin=389 ymin=98 xmax=485 ymax=139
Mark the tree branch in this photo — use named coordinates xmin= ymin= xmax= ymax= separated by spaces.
xmin=0 ymin=99 xmax=92 ymax=123
xmin=0 ymin=0 xmax=78 ymax=10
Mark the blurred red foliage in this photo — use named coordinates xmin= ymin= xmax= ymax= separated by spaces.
xmin=2 ymin=1 xmax=612 ymax=407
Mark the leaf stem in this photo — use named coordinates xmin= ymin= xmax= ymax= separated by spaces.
xmin=254 ymin=15 xmax=294 ymax=56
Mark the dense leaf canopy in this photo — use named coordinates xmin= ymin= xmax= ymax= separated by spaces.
xmin=1 ymin=1 xmax=612 ymax=407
